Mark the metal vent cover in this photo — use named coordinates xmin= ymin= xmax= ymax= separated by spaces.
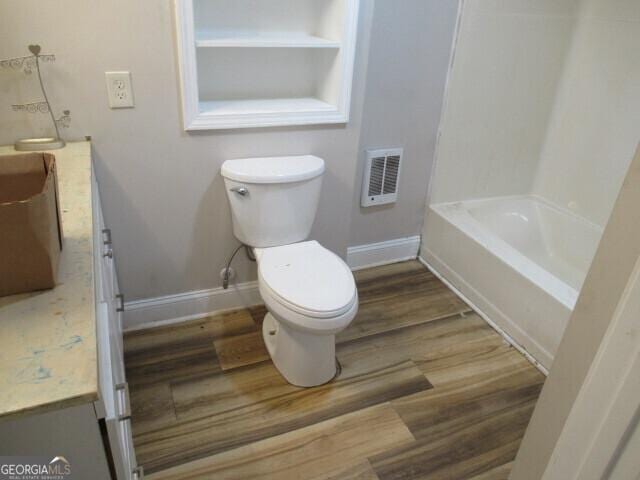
xmin=361 ymin=148 xmax=403 ymax=207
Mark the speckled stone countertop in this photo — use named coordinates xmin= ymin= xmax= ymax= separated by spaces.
xmin=0 ymin=141 xmax=98 ymax=420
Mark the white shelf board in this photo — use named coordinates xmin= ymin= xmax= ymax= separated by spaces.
xmin=189 ymin=97 xmax=346 ymax=129
xmin=195 ymin=32 xmax=341 ymax=49
xmin=199 ymin=97 xmax=338 ymax=116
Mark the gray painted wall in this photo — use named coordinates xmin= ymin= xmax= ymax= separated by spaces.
xmin=0 ymin=1 xmax=458 ymax=301
xmin=350 ymin=0 xmax=459 ymax=246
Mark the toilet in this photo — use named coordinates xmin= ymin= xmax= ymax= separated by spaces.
xmin=221 ymin=155 xmax=358 ymax=387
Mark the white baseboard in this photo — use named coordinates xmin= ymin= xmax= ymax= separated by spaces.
xmin=123 ymin=281 xmax=262 ymax=332
xmin=347 ymin=236 xmax=421 ymax=271
xmin=124 ymin=236 xmax=421 ymax=332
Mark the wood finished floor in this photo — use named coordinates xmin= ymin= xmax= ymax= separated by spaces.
xmin=124 ymin=261 xmax=545 ymax=480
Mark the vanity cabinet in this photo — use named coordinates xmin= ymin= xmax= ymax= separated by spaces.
xmin=93 ymin=170 xmax=142 ymax=480
xmin=174 ymin=0 xmax=360 ymax=130
xmin=0 ymin=143 xmax=140 ymax=480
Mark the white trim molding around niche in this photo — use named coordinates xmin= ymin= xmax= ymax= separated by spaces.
xmin=174 ymin=0 xmax=361 ymax=130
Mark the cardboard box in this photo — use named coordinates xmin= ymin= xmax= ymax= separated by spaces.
xmin=0 ymin=153 xmax=63 ymax=296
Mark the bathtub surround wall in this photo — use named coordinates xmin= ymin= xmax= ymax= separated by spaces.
xmin=428 ymin=0 xmax=581 ymax=204
xmin=534 ymin=0 xmax=640 ymax=227
xmin=429 ymin=0 xmax=639 ymax=219
xmin=0 ymin=1 xmax=459 ymax=318
xmin=422 ymin=0 xmax=640 ymax=369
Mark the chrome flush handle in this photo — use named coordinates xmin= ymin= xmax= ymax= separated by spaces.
xmin=230 ymin=186 xmax=249 ymax=196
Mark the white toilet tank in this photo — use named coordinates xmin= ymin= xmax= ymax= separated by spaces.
xmin=221 ymin=155 xmax=325 ymax=247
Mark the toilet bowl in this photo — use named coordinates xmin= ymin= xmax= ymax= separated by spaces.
xmin=221 ymin=155 xmax=359 ymax=387
xmin=255 ymin=241 xmax=358 ymax=386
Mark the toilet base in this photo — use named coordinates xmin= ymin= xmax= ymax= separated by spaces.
xmin=262 ymin=313 xmax=337 ymax=387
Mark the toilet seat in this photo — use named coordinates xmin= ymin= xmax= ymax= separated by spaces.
xmin=257 ymin=241 xmax=357 ymax=325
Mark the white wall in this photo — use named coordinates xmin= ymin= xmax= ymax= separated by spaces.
xmin=429 ymin=0 xmax=581 ymax=204
xmin=0 ymin=1 xmax=458 ymax=302
xmin=534 ymin=0 xmax=640 ymax=227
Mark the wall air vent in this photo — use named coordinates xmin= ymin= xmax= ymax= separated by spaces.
xmin=361 ymin=148 xmax=403 ymax=207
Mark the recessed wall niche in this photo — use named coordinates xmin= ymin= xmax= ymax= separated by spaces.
xmin=174 ymin=0 xmax=360 ymax=130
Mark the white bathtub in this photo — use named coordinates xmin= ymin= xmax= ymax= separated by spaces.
xmin=422 ymin=195 xmax=602 ymax=369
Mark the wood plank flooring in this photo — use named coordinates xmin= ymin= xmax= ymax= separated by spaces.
xmin=124 ymin=261 xmax=545 ymax=479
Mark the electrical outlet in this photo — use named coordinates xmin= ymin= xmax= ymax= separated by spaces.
xmin=105 ymin=71 xmax=134 ymax=108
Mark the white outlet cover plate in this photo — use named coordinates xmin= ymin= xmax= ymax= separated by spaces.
xmin=105 ymin=71 xmax=134 ymax=108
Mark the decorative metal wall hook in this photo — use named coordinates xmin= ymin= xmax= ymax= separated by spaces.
xmin=0 ymin=54 xmax=55 ymax=75
xmin=1 ymin=44 xmax=70 ymax=150
xmin=12 ymin=101 xmax=50 ymax=114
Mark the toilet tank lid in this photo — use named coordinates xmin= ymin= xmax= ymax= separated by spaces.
xmin=221 ymin=155 xmax=325 ymax=184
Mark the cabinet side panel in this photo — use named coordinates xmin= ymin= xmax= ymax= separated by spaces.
xmin=0 ymin=404 xmax=111 ymax=480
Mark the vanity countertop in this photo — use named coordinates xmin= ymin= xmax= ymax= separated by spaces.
xmin=0 ymin=141 xmax=98 ymax=420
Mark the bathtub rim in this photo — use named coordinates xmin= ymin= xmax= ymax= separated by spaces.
xmin=420 ymin=234 xmax=559 ymax=370
xmin=430 ymin=194 xmax=602 ymax=310
xmin=463 ymin=193 xmax=603 ymax=234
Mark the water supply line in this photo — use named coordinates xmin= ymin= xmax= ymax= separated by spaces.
xmin=222 ymin=244 xmax=256 ymax=290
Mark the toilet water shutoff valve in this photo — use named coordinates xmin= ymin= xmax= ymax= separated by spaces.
xmin=221 ymin=244 xmax=255 ymax=290
xmin=221 ymin=267 xmax=235 ymax=289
